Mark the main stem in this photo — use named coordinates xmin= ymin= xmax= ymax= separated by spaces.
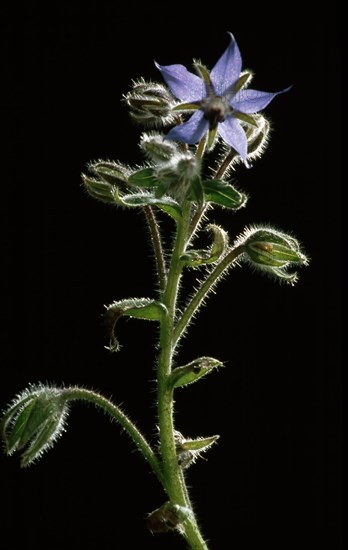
xmin=157 ymin=202 xmax=208 ymax=549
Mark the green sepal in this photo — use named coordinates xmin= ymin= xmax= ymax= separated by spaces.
xmin=112 ymin=188 xmax=182 ymax=221
xmin=233 ymin=111 xmax=258 ymax=127
xmin=203 ymin=179 xmax=247 ymax=210
xmin=180 ymin=224 xmax=228 ymax=266
xmin=168 ymin=357 xmax=223 ymax=389
xmin=234 ymin=70 xmax=253 ymax=92
xmin=181 ymin=435 xmax=220 ymax=452
xmin=128 ymin=167 xmax=159 ymax=188
xmin=104 ymin=298 xmax=167 ymax=352
xmin=172 ymin=102 xmax=200 ymax=111
xmin=207 ymin=126 xmax=218 ymax=149
xmin=193 ymin=62 xmax=212 ymax=87
xmin=5 ymin=400 xmax=37 ymax=453
xmin=247 ymin=241 xmax=305 ymax=267
xmin=20 ymin=416 xmax=62 ymax=468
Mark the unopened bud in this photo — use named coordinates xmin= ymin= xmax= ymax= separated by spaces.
xmin=155 ymin=153 xmax=202 ymax=202
xmin=1 ymin=384 xmax=69 ymax=467
xmin=123 ymin=79 xmax=176 ymax=127
xmin=146 ymin=501 xmax=193 ymax=534
xmin=236 ymin=225 xmax=309 ymax=284
xmin=139 ymin=132 xmax=179 ymax=162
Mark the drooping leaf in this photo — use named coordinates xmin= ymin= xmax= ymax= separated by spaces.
xmin=104 ymin=298 xmax=167 ymax=352
xmin=180 ymin=224 xmax=228 ymax=266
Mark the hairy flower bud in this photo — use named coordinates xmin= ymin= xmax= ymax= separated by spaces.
xmin=123 ymin=79 xmax=176 ymax=127
xmin=155 ymin=152 xmax=202 ymax=202
xmin=146 ymin=501 xmax=193 ymax=534
xmin=1 ymin=384 xmax=69 ymax=467
xmin=139 ymin=131 xmax=179 ymax=162
xmin=236 ymin=225 xmax=309 ymax=284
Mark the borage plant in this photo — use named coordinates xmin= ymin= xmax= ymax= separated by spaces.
xmin=1 ymin=33 xmax=308 ymax=549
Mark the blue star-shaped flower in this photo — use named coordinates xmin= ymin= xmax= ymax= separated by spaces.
xmin=155 ymin=33 xmax=290 ymax=167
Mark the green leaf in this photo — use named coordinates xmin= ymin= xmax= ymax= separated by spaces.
xmin=180 ymin=224 xmax=228 ymax=266
xmin=168 ymin=357 xmax=223 ymax=389
xmin=203 ymin=179 xmax=247 ymax=210
xmin=128 ymin=167 xmax=159 ymax=188
xmin=181 ymin=435 xmax=220 ymax=452
xmin=112 ymin=188 xmax=182 ymax=221
xmin=104 ymin=298 xmax=167 ymax=352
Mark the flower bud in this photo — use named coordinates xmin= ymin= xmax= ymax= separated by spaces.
xmin=155 ymin=152 xmax=202 ymax=202
xmin=123 ymin=79 xmax=176 ymax=127
xmin=1 ymin=384 xmax=69 ymax=467
xmin=139 ymin=131 xmax=179 ymax=162
xmin=146 ymin=501 xmax=193 ymax=534
xmin=88 ymin=160 xmax=131 ymax=186
xmin=236 ymin=225 xmax=309 ymax=284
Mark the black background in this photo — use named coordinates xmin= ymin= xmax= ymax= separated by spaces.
xmin=1 ymin=2 xmax=342 ymax=549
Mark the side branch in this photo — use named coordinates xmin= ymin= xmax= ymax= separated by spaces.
xmin=62 ymin=387 xmax=163 ymax=485
xmin=173 ymin=246 xmax=244 ymax=346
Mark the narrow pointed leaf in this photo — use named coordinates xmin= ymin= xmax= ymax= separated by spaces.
xmin=169 ymin=357 xmax=223 ymax=389
xmin=181 ymin=435 xmax=220 ymax=452
xmin=203 ymin=179 xmax=247 ymax=209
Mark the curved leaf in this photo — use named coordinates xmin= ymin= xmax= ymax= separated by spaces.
xmin=203 ymin=179 xmax=247 ymax=210
xmin=104 ymin=298 xmax=167 ymax=352
xmin=180 ymin=224 xmax=228 ymax=266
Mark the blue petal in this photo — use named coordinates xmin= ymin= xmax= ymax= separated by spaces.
xmin=210 ymin=33 xmax=242 ymax=96
xmin=166 ymin=111 xmax=209 ymax=144
xmin=218 ymin=116 xmax=249 ymax=167
xmin=231 ymin=86 xmax=292 ymax=114
xmin=155 ymin=62 xmax=205 ymax=102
